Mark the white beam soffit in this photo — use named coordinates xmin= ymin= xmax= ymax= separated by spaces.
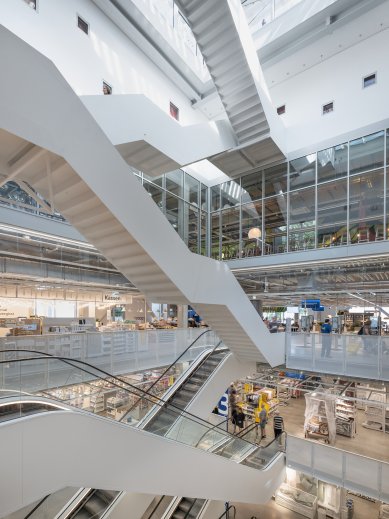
xmin=176 ymin=0 xmax=286 ymax=176
xmin=255 ymin=0 xmax=388 ymax=67
xmin=0 ymin=26 xmax=284 ymax=366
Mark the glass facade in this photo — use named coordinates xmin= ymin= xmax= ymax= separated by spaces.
xmin=210 ymin=128 xmax=389 ymax=258
xmin=137 ymin=169 xmax=209 ymax=256
xmin=1 ymin=127 xmax=388 ymax=263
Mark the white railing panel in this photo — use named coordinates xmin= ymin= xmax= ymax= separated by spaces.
xmin=344 ymin=455 xmax=380 ymax=498
xmin=0 ymin=329 xmax=218 ymax=392
xmin=287 ymin=333 xmax=384 ymax=381
xmin=381 ymin=462 xmax=389 ymax=502
xmin=286 ymin=435 xmax=389 ymax=501
xmin=312 ymin=443 xmax=343 ymax=485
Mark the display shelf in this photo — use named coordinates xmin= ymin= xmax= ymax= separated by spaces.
xmin=275 ymin=483 xmax=317 ymax=518
xmin=335 ymin=399 xmax=356 ymax=438
xmin=362 ymin=389 xmax=386 ymax=433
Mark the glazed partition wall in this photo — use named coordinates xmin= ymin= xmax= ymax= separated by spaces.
xmin=132 ymin=168 xmax=209 ymax=256
xmin=0 ymin=328 xmax=217 ymax=388
xmin=286 ymin=332 xmax=389 ymax=381
xmin=287 ymin=436 xmax=389 ymax=502
xmin=211 ymin=129 xmax=389 ymax=259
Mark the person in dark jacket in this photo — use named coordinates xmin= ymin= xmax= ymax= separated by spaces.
xmin=235 ymin=408 xmax=245 ymax=432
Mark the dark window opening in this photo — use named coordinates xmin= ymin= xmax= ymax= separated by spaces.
xmin=170 ymin=102 xmax=179 ymax=121
xmin=363 ymin=73 xmax=376 ymax=88
xmin=322 ymin=101 xmax=334 ymax=115
xmin=23 ymin=0 xmax=36 ymax=9
xmin=103 ymin=82 xmax=112 ymax=95
xmin=78 ymin=16 xmax=89 ymax=35
xmin=277 ymin=105 xmax=286 ymax=115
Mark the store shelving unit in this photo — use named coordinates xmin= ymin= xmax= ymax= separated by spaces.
xmin=335 ymin=399 xmax=356 ymax=438
xmin=362 ymin=389 xmax=386 ymax=432
xmin=304 ymin=397 xmax=331 ymax=444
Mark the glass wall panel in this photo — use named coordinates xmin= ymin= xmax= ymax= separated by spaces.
xmin=349 ymin=131 xmax=384 ymax=175
xmin=185 ymin=174 xmax=199 ymax=206
xmin=143 ymin=181 xmax=163 ymax=210
xmin=241 ymin=170 xmax=262 ymax=203
xmin=220 ymin=180 xmax=241 ymax=208
xmin=201 ymin=183 xmax=208 ymax=211
xmin=200 ymin=211 xmax=207 ymax=256
xmin=185 ymin=203 xmax=199 ymax=253
xmin=317 ymin=179 xmax=348 ymax=247
xmin=165 ymin=192 xmax=184 ymax=236
xmin=289 ymin=187 xmax=315 ymax=251
xmin=264 ymin=163 xmax=287 ymax=197
xmin=264 ymin=196 xmax=287 ymax=254
xmin=166 ymin=170 xmax=183 ymax=197
xmin=241 ymin=202 xmax=262 ymax=258
xmin=386 ymin=129 xmax=389 ymax=165
xmin=211 ymin=185 xmax=220 ymax=212
xmin=221 ymin=206 xmax=240 ymax=260
xmin=290 ymin=154 xmax=316 ymax=191
xmin=143 ymin=173 xmax=164 ymax=188
xmin=318 ymin=143 xmax=348 ymax=183
xmin=349 ymin=169 xmax=384 ymax=243
xmin=211 ymin=212 xmax=220 ymax=259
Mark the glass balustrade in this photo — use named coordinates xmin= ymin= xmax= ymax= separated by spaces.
xmin=286 ymin=332 xmax=389 ymax=381
xmin=0 ymin=353 xmax=284 ymax=471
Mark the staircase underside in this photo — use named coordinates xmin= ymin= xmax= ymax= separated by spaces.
xmin=209 ymin=138 xmax=285 ymax=179
xmin=176 ymin=0 xmax=285 ymax=161
xmin=0 ymin=25 xmax=285 ymax=366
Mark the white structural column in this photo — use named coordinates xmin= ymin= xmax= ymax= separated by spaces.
xmin=0 ymin=25 xmax=284 ymax=366
xmin=176 ymin=0 xmax=286 ymax=175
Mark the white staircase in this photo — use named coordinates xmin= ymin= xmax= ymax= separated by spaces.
xmin=81 ymin=94 xmax=236 ymax=178
xmin=0 ymin=25 xmax=284 ymax=366
xmin=176 ymin=0 xmax=286 ymax=176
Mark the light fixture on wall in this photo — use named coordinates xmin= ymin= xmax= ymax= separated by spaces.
xmin=248 ymin=227 xmax=261 ymax=240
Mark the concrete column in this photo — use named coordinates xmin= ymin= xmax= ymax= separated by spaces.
xmin=251 ymin=299 xmax=263 ymax=318
xmin=177 ymin=304 xmax=188 ymax=328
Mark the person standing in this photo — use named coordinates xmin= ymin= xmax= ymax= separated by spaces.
xmin=321 ymin=318 xmax=332 ymax=357
xmin=235 ymin=407 xmax=245 ymax=433
xmin=258 ymin=404 xmax=268 ymax=440
xmin=269 ymin=316 xmax=279 ymax=333
xmin=273 ymin=410 xmax=284 ymax=442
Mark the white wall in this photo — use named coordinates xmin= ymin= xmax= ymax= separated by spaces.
xmin=268 ymin=28 xmax=389 ymax=154
xmin=0 ymin=0 xmax=207 ymax=126
xmin=0 ymin=411 xmax=285 ymax=517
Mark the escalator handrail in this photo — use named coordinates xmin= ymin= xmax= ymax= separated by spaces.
xmin=216 ymin=504 xmax=236 ymax=519
xmin=0 ymin=350 xmax=255 ymax=448
xmin=121 ymin=328 xmax=217 ymax=420
xmin=194 ymin=416 xmax=230 ymax=447
xmin=23 ymin=494 xmax=50 ymax=519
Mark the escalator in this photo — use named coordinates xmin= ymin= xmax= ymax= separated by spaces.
xmin=66 ymin=489 xmax=120 ymax=519
xmin=170 ymin=497 xmax=206 ymax=519
xmin=142 ymin=348 xmax=228 ymax=435
xmin=0 ymin=352 xmax=285 ymax=518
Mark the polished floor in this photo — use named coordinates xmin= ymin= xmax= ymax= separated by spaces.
xmin=269 ymin=395 xmax=389 ymax=463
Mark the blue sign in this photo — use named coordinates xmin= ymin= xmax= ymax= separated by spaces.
xmin=217 ymin=391 xmax=228 ymax=416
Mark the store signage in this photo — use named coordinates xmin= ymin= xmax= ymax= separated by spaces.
xmin=103 ymin=293 xmax=128 ymax=303
xmin=217 ymin=391 xmax=228 ymax=416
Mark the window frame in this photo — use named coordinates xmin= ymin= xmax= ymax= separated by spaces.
xmin=77 ymin=15 xmax=89 ymax=35
xmin=322 ymin=101 xmax=334 ymax=115
xmin=362 ymin=72 xmax=377 ymax=89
